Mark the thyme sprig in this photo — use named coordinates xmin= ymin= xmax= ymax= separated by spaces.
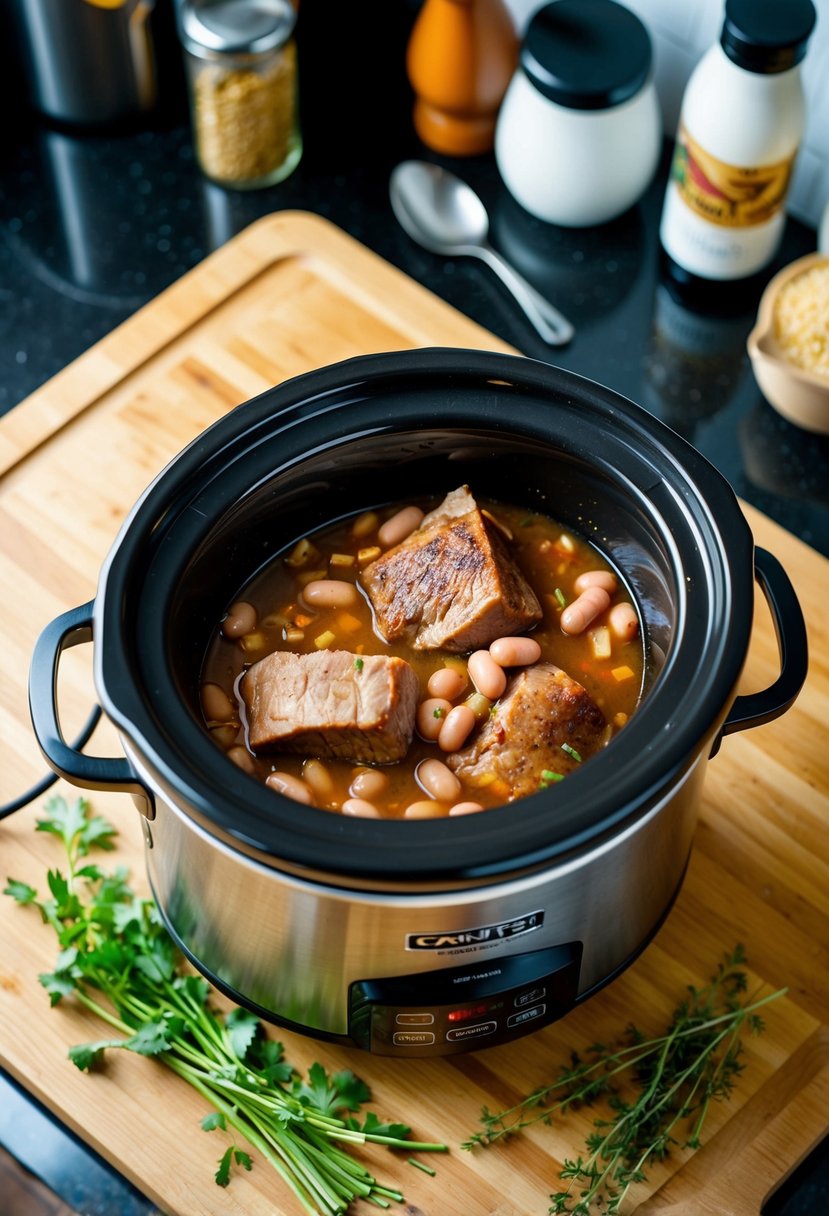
xmin=462 ymin=946 xmax=784 ymax=1214
xmin=5 ymin=796 xmax=445 ymax=1214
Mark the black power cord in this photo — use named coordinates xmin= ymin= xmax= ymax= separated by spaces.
xmin=0 ymin=704 xmax=102 ymax=820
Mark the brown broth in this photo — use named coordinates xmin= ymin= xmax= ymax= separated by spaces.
xmin=200 ymin=497 xmax=645 ymax=817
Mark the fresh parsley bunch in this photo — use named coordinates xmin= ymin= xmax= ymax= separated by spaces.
xmin=5 ymin=796 xmax=444 ymax=1215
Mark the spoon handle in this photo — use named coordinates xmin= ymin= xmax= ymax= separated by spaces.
xmin=476 ymin=243 xmax=574 ymax=346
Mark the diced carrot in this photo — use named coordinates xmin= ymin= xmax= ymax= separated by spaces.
xmin=314 ymin=630 xmax=336 ymax=649
xmin=611 ymin=665 xmax=635 ymax=682
xmin=337 ymin=612 xmax=362 ymax=634
xmin=293 ymin=612 xmax=313 ymax=628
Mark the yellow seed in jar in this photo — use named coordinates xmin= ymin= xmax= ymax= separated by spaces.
xmin=314 ymin=630 xmax=336 ymax=649
xmin=357 ymin=546 xmax=382 ymax=565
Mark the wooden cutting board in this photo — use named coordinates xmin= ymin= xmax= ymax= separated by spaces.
xmin=1 ymin=212 xmax=827 ymax=1216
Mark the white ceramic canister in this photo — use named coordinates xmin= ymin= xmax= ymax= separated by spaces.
xmin=660 ymin=0 xmax=815 ymax=285
xmin=495 ymin=0 xmax=661 ymax=228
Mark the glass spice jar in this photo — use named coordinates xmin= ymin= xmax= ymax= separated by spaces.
xmin=179 ymin=0 xmax=301 ymax=190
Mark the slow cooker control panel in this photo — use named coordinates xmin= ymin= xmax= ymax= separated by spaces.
xmin=349 ymin=943 xmax=582 ymax=1056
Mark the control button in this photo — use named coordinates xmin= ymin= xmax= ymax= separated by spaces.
xmin=392 ymin=1031 xmax=435 ymax=1047
xmin=395 ymin=1012 xmax=435 ymax=1026
xmin=515 ymin=986 xmax=546 ymax=1008
xmin=446 ymin=1020 xmax=497 ymax=1042
xmin=507 ymin=1003 xmax=546 ymax=1029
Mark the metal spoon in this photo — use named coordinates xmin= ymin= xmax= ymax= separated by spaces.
xmin=390 ymin=160 xmax=574 ymax=347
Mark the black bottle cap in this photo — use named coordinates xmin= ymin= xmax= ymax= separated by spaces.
xmin=520 ymin=0 xmax=652 ymax=111
xmin=721 ymin=0 xmax=816 ymax=73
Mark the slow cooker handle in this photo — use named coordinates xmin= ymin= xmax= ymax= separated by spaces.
xmin=713 ymin=547 xmax=808 ymax=755
xmin=29 ymin=601 xmax=154 ymax=818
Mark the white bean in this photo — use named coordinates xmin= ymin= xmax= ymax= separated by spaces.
xmin=302 ymin=579 xmax=359 ymax=609
xmin=266 ymin=771 xmax=313 ymax=804
xmin=201 ymin=682 xmax=236 ymax=721
xmin=227 ymin=745 xmax=256 ymax=774
xmin=608 ymin=601 xmax=639 ymax=642
xmin=573 ymin=569 xmax=618 ymax=597
xmin=222 ymin=600 xmax=257 ymax=639
xmin=468 ymin=650 xmax=507 ymax=699
xmin=404 ymin=800 xmax=445 ymax=819
xmin=302 ymin=759 xmax=335 ymax=800
xmin=378 ymin=505 xmax=424 ymax=548
xmin=489 ymin=636 xmax=542 ymax=667
xmin=449 ymin=801 xmax=485 ymax=816
xmin=417 ymin=758 xmax=462 ymax=802
xmin=560 ymin=586 xmax=611 ymax=636
xmin=349 ymin=768 xmax=390 ymax=800
xmin=417 ymin=698 xmax=452 ymax=740
xmin=342 ymin=798 xmax=381 ymax=817
xmin=438 ymin=705 xmax=476 ymax=752
xmin=427 ymin=666 xmax=468 ymax=700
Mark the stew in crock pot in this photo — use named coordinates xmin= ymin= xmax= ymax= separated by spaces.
xmin=200 ymin=487 xmax=644 ymax=818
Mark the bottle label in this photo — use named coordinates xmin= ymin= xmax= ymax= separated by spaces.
xmin=669 ymin=124 xmax=795 ymax=229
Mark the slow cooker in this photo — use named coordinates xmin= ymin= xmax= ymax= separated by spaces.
xmin=29 ymin=350 xmax=807 ymax=1057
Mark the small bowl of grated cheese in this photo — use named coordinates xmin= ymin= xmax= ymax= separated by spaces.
xmin=748 ymin=252 xmax=829 ymax=434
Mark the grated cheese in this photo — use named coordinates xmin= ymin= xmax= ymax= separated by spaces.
xmin=773 ymin=262 xmax=829 ymax=378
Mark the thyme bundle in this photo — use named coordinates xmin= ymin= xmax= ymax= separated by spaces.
xmin=463 ymin=945 xmax=784 ymax=1214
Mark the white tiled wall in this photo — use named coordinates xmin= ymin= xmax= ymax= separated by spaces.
xmin=505 ymin=0 xmax=829 ymax=228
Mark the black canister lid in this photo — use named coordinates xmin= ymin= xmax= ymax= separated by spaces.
xmin=520 ymin=0 xmax=652 ymax=111
xmin=721 ymin=0 xmax=816 ymax=73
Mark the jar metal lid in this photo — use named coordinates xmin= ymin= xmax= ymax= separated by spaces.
xmin=520 ymin=0 xmax=652 ymax=111
xmin=180 ymin=0 xmax=295 ymax=57
xmin=721 ymin=0 xmax=816 ymax=74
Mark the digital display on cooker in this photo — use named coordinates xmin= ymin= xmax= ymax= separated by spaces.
xmin=349 ymin=943 xmax=581 ymax=1056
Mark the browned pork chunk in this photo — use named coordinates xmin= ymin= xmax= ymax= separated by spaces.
xmin=361 ymin=486 xmax=542 ymax=651
xmin=240 ymin=650 xmax=419 ymax=764
xmin=446 ymin=662 xmax=607 ymax=799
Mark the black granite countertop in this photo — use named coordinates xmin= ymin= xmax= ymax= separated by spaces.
xmin=1 ymin=3 xmax=828 ymax=1213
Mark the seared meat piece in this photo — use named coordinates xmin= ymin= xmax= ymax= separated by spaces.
xmin=240 ymin=650 xmax=419 ymax=764
xmin=361 ymin=486 xmax=542 ymax=652
xmin=446 ymin=663 xmax=607 ymax=799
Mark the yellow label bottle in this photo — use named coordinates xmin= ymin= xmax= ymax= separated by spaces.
xmin=660 ymin=0 xmax=815 ymax=286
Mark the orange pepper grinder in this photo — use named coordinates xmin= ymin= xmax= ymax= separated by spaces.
xmin=406 ymin=0 xmax=519 ymax=156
